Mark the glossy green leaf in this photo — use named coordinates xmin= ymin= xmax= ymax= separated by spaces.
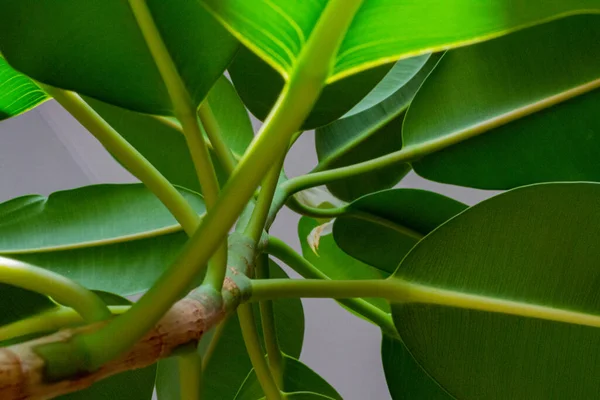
xmin=391 ymin=183 xmax=600 ymax=399
xmin=333 ymin=189 xmax=467 ymax=273
xmin=314 ymin=54 xmax=441 ymax=201
xmin=298 ymin=217 xmax=388 ymax=314
xmin=0 ymin=184 xmax=204 ymax=295
xmin=404 ymin=15 xmax=600 ymax=189
xmin=156 ymin=261 xmax=304 ymax=400
xmin=0 ymin=57 xmax=48 ymax=120
xmin=201 ymin=0 xmax=600 ymax=82
xmin=343 ymin=54 xmax=431 ymax=118
xmin=0 ymin=0 xmax=237 ymax=115
xmin=228 ymin=46 xmax=392 ymax=129
xmin=381 ymin=335 xmax=453 ymax=400
xmin=85 ymin=76 xmax=253 ymax=192
xmin=235 ymin=355 xmax=341 ymax=400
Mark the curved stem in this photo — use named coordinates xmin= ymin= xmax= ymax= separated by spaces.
xmin=256 ymin=255 xmax=284 ymax=388
xmin=245 ymin=154 xmax=286 ymax=242
xmin=198 ymin=102 xmax=237 ymax=175
xmin=43 ymin=86 xmax=200 ymax=236
xmin=0 ymin=306 xmax=129 ymax=342
xmin=238 ymin=303 xmax=282 ymax=400
xmin=128 ymin=0 xmax=228 ymax=290
xmin=0 ymin=257 xmax=110 ymax=323
xmin=45 ymin=0 xmax=365 ymax=374
xmin=179 ymin=350 xmax=203 ymax=400
xmin=286 ymin=195 xmax=348 ymax=219
xmin=265 ymin=237 xmax=397 ymax=336
xmin=201 ymin=318 xmax=228 ymax=371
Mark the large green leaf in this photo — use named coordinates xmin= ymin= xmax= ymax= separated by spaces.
xmin=156 ymin=261 xmax=304 ymax=400
xmin=333 ymin=189 xmax=467 ymax=273
xmin=85 ymin=76 xmax=253 ymax=193
xmin=228 ymin=46 xmax=391 ymax=129
xmin=235 ymin=355 xmax=341 ymax=400
xmin=200 ymin=0 xmax=600 ymax=82
xmin=404 ymin=15 xmax=600 ymax=189
xmin=0 ymin=56 xmax=49 ymax=120
xmin=314 ymin=54 xmax=441 ymax=201
xmin=0 ymin=184 xmax=204 ymax=295
xmin=0 ymin=0 xmax=237 ymax=115
xmin=298 ymin=217 xmax=388 ymax=314
xmin=381 ymin=335 xmax=453 ymax=400
xmin=391 ymin=183 xmax=600 ymax=399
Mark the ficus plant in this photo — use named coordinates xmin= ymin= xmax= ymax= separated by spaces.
xmin=0 ymin=1 xmax=599 ymax=399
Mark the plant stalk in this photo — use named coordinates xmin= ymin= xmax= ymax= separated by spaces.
xmin=0 ymin=257 xmax=110 ymax=323
xmin=42 ymin=86 xmax=200 ymax=236
xmin=179 ymin=349 xmax=203 ymax=400
xmin=237 ymin=303 xmax=282 ymax=400
xmin=198 ymin=102 xmax=237 ymax=174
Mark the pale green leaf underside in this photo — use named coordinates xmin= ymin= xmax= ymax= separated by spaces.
xmin=200 ymin=0 xmax=600 ymax=81
xmin=391 ymin=182 xmax=600 ymax=399
xmin=0 ymin=57 xmax=48 ymax=120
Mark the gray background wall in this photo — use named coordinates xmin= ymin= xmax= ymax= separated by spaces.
xmin=0 ymin=100 xmax=497 ymax=399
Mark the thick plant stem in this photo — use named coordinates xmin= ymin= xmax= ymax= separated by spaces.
xmin=179 ymin=350 xmax=203 ymax=400
xmin=128 ymin=0 xmax=227 ymax=291
xmin=237 ymin=303 xmax=282 ymax=400
xmin=0 ymin=306 xmax=129 ymax=342
xmin=265 ymin=237 xmax=397 ymax=336
xmin=42 ymin=86 xmax=200 ymax=236
xmin=198 ymin=102 xmax=237 ymax=174
xmin=38 ymin=0 xmax=364 ymax=376
xmin=256 ymin=254 xmax=284 ymax=388
xmin=245 ymin=154 xmax=286 ymax=242
xmin=0 ymin=257 xmax=110 ymax=323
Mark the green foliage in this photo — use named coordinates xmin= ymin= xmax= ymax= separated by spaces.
xmin=1 ymin=3 xmax=600 ymax=400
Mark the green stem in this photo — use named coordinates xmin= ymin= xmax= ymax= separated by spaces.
xmin=128 ymin=0 xmax=228 ymax=291
xmin=256 ymin=254 xmax=284 ymax=388
xmin=245 ymin=154 xmax=286 ymax=242
xmin=201 ymin=318 xmax=228 ymax=371
xmin=252 ymin=278 xmax=600 ymax=330
xmin=179 ymin=350 xmax=203 ymax=400
xmin=286 ymin=195 xmax=348 ymax=219
xmin=41 ymin=0 xmax=364 ymax=375
xmin=43 ymin=86 xmax=200 ymax=236
xmin=198 ymin=102 xmax=237 ymax=174
xmin=238 ymin=303 xmax=282 ymax=400
xmin=265 ymin=237 xmax=397 ymax=336
xmin=0 ymin=257 xmax=110 ymax=323
xmin=0 ymin=306 xmax=129 ymax=342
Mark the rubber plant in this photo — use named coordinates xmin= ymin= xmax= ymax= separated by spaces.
xmin=0 ymin=1 xmax=599 ymax=399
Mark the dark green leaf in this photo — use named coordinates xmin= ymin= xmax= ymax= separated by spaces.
xmin=391 ymin=183 xmax=600 ymax=399
xmin=0 ymin=184 xmax=204 ymax=295
xmin=381 ymin=334 xmax=453 ymax=400
xmin=333 ymin=189 xmax=467 ymax=273
xmin=0 ymin=56 xmax=48 ymax=120
xmin=85 ymin=76 xmax=253 ymax=193
xmin=0 ymin=285 xmax=54 ymax=327
xmin=235 ymin=355 xmax=341 ymax=400
xmin=156 ymin=261 xmax=304 ymax=400
xmin=0 ymin=0 xmax=237 ymax=115
xmin=404 ymin=15 xmax=600 ymax=189
xmin=314 ymin=54 xmax=441 ymax=201
xmin=201 ymin=0 xmax=600 ymax=81
xmin=229 ymin=46 xmax=392 ymax=129
xmin=298 ymin=217 xmax=388 ymax=314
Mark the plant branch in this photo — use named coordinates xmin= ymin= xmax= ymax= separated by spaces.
xmin=244 ymin=154 xmax=286 ymax=242
xmin=237 ymin=303 xmax=282 ymax=400
xmin=42 ymin=86 xmax=200 ymax=236
xmin=128 ymin=0 xmax=228 ymax=291
xmin=179 ymin=349 xmax=203 ymax=400
xmin=265 ymin=237 xmax=397 ymax=336
xmin=256 ymin=254 xmax=284 ymax=388
xmin=0 ymin=306 xmax=129 ymax=343
xmin=286 ymin=195 xmax=348 ymax=219
xmin=0 ymin=257 xmax=110 ymax=323
xmin=198 ymin=102 xmax=237 ymax=175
